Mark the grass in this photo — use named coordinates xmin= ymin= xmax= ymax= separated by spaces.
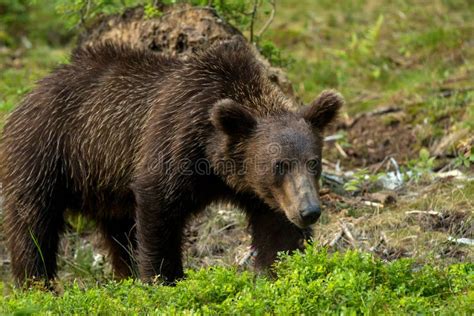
xmin=1 ymin=246 xmax=473 ymax=314
xmin=0 ymin=0 xmax=473 ymax=314
xmin=0 ymin=46 xmax=67 ymax=128
xmin=269 ymin=0 xmax=473 ymax=118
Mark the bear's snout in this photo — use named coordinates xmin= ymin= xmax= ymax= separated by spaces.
xmin=299 ymin=204 xmax=321 ymax=226
xmin=274 ymin=169 xmax=322 ymax=228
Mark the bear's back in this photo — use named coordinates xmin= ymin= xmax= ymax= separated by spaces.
xmin=1 ymin=45 xmax=183 ymax=199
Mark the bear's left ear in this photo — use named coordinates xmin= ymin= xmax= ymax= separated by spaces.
xmin=301 ymin=89 xmax=344 ymax=130
xmin=210 ymin=99 xmax=257 ymax=138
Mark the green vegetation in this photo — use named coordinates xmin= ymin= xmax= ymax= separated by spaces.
xmin=0 ymin=47 xmax=66 ymax=109
xmin=1 ymin=246 xmax=473 ymax=314
xmin=271 ymin=0 xmax=473 ymax=121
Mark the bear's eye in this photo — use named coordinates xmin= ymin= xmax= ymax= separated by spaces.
xmin=306 ymin=159 xmax=320 ymax=174
xmin=274 ymin=160 xmax=290 ymax=176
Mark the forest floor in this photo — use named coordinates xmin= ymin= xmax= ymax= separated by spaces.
xmin=0 ymin=0 xmax=473 ymax=313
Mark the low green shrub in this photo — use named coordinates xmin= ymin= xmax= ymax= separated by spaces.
xmin=1 ymin=245 xmax=472 ymax=314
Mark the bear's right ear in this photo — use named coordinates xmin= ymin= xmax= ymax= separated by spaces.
xmin=210 ymin=99 xmax=257 ymax=138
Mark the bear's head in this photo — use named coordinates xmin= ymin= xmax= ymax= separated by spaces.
xmin=210 ymin=90 xmax=343 ymax=228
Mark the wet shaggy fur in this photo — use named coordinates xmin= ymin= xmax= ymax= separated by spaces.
xmin=0 ymin=37 xmax=343 ymax=284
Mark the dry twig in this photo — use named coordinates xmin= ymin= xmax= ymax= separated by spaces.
xmin=257 ymin=0 xmax=276 ymax=39
xmin=328 ymin=230 xmax=343 ymax=248
xmin=339 ymin=220 xmax=359 ymax=248
xmin=335 ymin=142 xmax=348 ymax=158
xmin=405 ymin=210 xmax=442 ymax=217
xmin=249 ymin=0 xmax=259 ymax=43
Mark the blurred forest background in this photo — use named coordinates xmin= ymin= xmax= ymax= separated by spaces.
xmin=0 ymin=0 xmax=473 ymax=313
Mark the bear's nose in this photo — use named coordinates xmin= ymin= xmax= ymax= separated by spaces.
xmin=299 ymin=204 xmax=321 ymax=226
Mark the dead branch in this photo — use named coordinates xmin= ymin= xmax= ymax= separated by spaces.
xmin=324 ymin=134 xmax=345 ymax=142
xmin=257 ymin=0 xmax=276 ymax=39
xmin=335 ymin=142 xmax=348 ymax=158
xmin=405 ymin=210 xmax=442 ymax=217
xmin=339 ymin=220 xmax=359 ymax=248
xmin=363 ymin=201 xmax=384 ymax=208
xmin=447 ymin=236 xmax=474 ymax=246
xmin=249 ymin=0 xmax=259 ymax=43
xmin=328 ymin=229 xmax=343 ymax=247
xmin=79 ymin=0 xmax=92 ymax=30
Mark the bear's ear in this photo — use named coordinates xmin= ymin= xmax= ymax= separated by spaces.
xmin=210 ymin=99 xmax=257 ymax=138
xmin=301 ymin=89 xmax=344 ymax=130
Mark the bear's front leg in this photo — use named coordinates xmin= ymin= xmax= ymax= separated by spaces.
xmin=248 ymin=208 xmax=312 ymax=271
xmin=134 ymin=193 xmax=187 ymax=284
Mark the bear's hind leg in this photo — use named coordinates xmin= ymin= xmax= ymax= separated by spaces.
xmin=99 ymin=218 xmax=138 ymax=279
xmin=4 ymin=197 xmax=65 ymax=286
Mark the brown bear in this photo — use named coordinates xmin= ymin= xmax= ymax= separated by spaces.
xmin=0 ymin=36 xmax=343 ymax=285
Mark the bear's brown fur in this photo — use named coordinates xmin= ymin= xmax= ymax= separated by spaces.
xmin=0 ymin=37 xmax=343 ymax=285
